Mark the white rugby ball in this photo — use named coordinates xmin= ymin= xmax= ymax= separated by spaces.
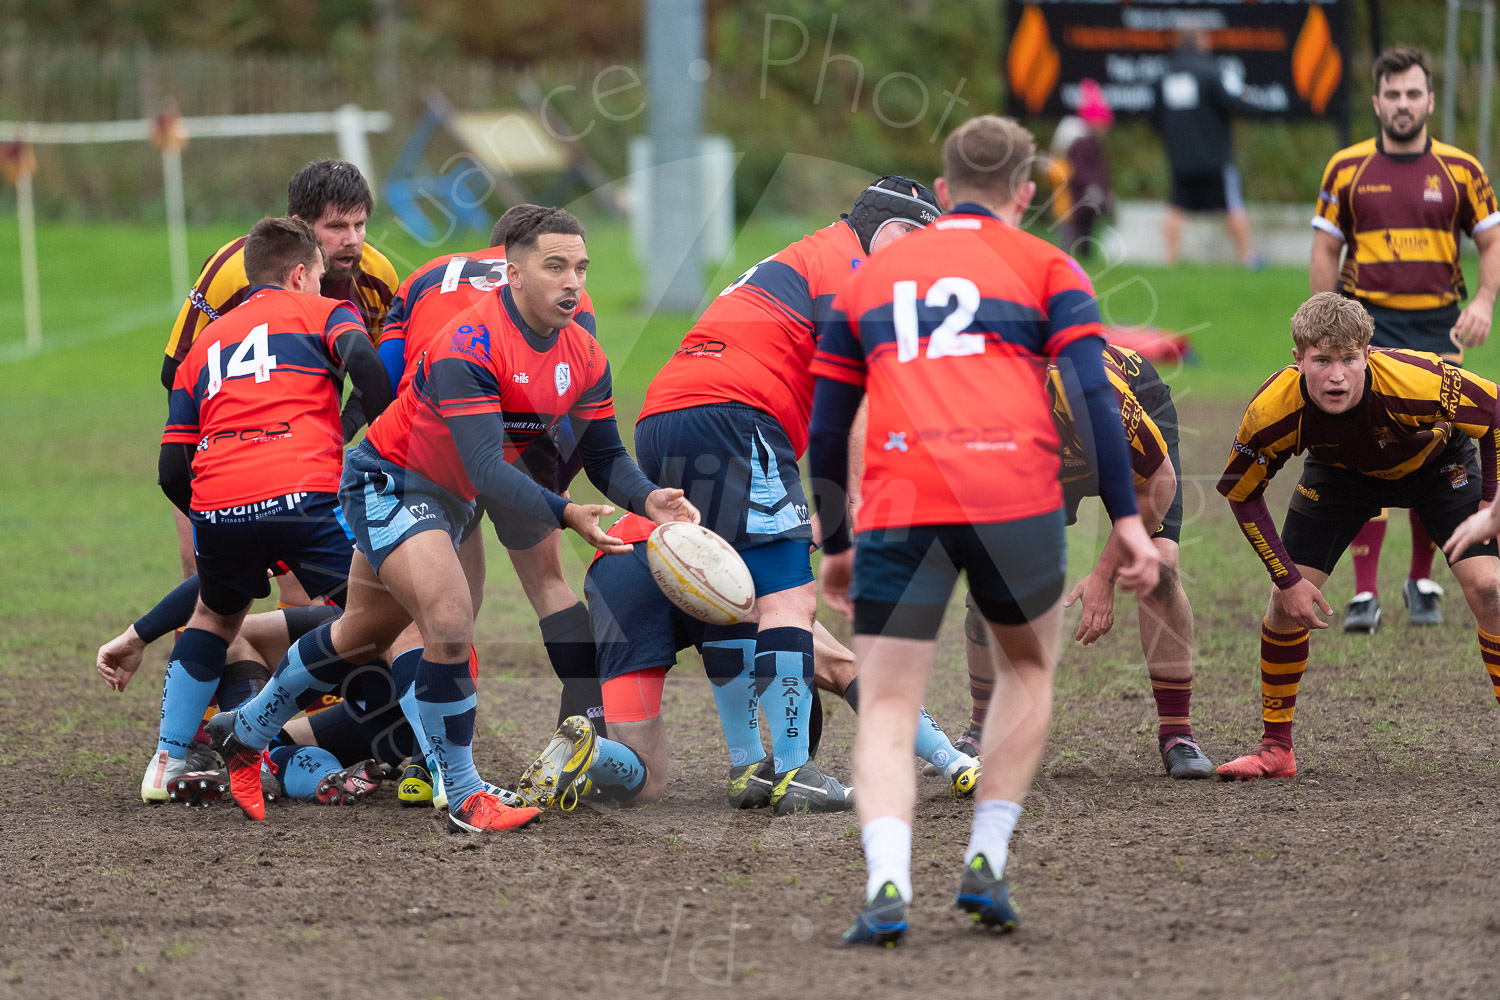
xmin=646 ymin=522 xmax=756 ymax=625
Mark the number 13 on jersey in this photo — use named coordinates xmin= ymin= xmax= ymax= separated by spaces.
xmin=892 ymin=277 xmax=984 ymax=362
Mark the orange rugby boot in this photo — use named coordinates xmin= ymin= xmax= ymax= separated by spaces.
xmin=1215 ymin=740 xmax=1297 ymax=782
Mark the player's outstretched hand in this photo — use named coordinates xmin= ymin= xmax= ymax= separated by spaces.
xmin=1064 ymin=570 xmax=1116 ymax=645
xmin=819 ymin=549 xmax=855 ymax=622
xmin=1108 ymin=515 xmax=1161 ymax=595
xmin=97 ymin=625 xmax=147 ymax=692
xmin=1269 ymin=577 xmax=1333 ymax=631
xmin=1443 ymin=502 xmax=1500 ymax=559
xmin=645 ymin=488 xmax=700 ymax=526
xmin=562 ymin=502 xmax=632 ymax=554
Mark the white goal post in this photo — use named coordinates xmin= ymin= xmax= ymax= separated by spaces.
xmin=0 ymin=105 xmax=390 ymax=354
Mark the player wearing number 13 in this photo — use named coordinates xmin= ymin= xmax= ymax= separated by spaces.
xmin=149 ymin=216 xmax=393 ymax=798
xmin=807 ymin=116 xmax=1160 ymax=944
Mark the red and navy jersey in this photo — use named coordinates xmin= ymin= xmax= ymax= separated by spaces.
xmin=365 ymin=286 xmax=613 ymax=500
xmin=639 ymin=220 xmax=866 ymax=456
xmin=382 ymin=245 xmax=597 ymax=396
xmin=811 ymin=210 xmax=1104 ymax=532
xmin=163 ymin=287 xmax=365 ymax=510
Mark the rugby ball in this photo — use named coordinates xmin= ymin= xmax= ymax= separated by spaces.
xmin=646 ymin=522 xmax=756 ymax=625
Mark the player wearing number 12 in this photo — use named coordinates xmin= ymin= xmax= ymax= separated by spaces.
xmin=808 ymin=116 xmax=1159 ymax=944
xmin=146 ymin=216 xmax=393 ymax=803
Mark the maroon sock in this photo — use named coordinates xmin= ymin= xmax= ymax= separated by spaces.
xmin=1149 ymin=674 xmax=1193 ymax=741
xmin=1350 ymin=519 xmax=1386 ymax=595
xmin=1408 ymin=511 xmax=1436 ymax=581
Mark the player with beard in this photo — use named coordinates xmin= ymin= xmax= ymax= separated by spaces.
xmin=1311 ymin=46 xmax=1500 ymax=633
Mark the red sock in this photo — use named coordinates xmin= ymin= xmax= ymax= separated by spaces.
xmin=1350 ymin=519 xmax=1386 ymax=595
xmin=469 ymin=645 xmax=480 ymax=685
xmin=1408 ymin=511 xmax=1436 ymax=581
xmin=1149 ymin=674 xmax=1193 ymax=740
xmin=1261 ymin=622 xmax=1309 ymax=748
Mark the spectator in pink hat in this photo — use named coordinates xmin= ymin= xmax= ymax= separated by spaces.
xmin=1047 ymin=78 xmax=1115 ymax=258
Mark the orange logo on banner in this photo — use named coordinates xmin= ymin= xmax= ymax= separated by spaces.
xmin=1008 ymin=5 xmax=1061 ymax=114
xmin=1291 ymin=5 xmax=1342 ymax=114
xmin=0 ymin=141 xmax=36 ymax=186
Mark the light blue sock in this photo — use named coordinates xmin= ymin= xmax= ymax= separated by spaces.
xmin=265 ymin=744 xmax=341 ymax=799
xmin=413 ymin=656 xmax=483 ymax=808
xmin=754 ymin=627 xmax=814 ymax=774
xmin=391 ymin=648 xmax=437 ymax=768
xmin=702 ymin=635 xmax=763 ymax=767
xmin=914 ymin=707 xmax=972 ymax=774
xmin=587 ymin=737 xmax=646 ymax=797
xmin=157 ymin=629 xmax=228 ymax=758
xmin=236 ymin=622 xmax=352 ymax=749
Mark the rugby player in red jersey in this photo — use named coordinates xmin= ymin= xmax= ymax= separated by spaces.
xmin=145 ymin=216 xmax=393 ymax=804
xmin=1215 ymin=292 xmax=1500 ymax=781
xmin=209 ymin=208 xmax=698 ymax=833
xmin=378 ymin=205 xmax=610 ymax=757
xmin=634 ymin=175 xmax=940 ymax=814
xmin=809 ymin=116 xmax=1158 ymax=944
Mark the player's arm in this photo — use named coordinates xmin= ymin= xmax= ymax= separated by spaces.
xmin=1309 ymin=155 xmax=1347 ymax=294
xmin=325 ymin=303 xmax=395 ymax=440
xmin=806 ymin=303 xmax=868 ymax=619
xmin=158 ymin=371 xmax=200 ymax=516
xmin=566 ymin=363 xmax=697 ymax=524
xmin=377 ymin=283 xmax=413 ymax=396
xmin=432 ymin=356 xmax=632 ymax=553
xmin=96 ymin=575 xmax=203 ymax=691
xmin=1453 ymin=224 xmax=1500 ymax=348
xmin=1443 ymin=371 xmax=1500 ymax=556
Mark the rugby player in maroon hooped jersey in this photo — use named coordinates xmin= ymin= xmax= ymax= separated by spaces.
xmin=376 ymin=205 xmax=611 ymax=755
xmin=634 ymin=175 xmax=941 ymax=816
xmin=808 ymin=116 xmax=1159 ymax=944
xmin=146 ymin=216 xmax=393 ymax=803
xmin=1215 ymin=292 xmax=1500 ymax=782
xmin=209 ymin=208 xmax=700 ymax=833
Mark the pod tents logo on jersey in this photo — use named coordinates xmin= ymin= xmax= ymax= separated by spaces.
xmin=554 ymin=361 xmax=571 ymax=396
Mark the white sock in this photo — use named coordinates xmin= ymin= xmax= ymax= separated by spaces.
xmin=861 ymin=816 xmax=913 ymax=902
xmin=965 ymin=799 xmax=1023 ymax=873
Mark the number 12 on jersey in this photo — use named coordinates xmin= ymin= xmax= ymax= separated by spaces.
xmin=892 ymin=277 xmax=984 ymax=362
xmin=205 ymin=323 xmax=279 ymax=399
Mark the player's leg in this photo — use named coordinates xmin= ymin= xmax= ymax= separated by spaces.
xmin=504 ymin=523 xmax=604 ymax=728
xmin=1404 ymin=509 xmax=1445 ymax=625
xmin=958 ymin=595 xmax=995 ymax=757
xmin=1416 ymin=470 xmax=1500 ymax=704
xmin=590 ymin=669 xmax=669 ymax=805
xmin=1450 ymin=555 xmax=1500 ymax=705
xmin=1138 ymin=539 xmax=1213 ymax=777
xmin=1345 ymin=513 xmax=1388 ymax=633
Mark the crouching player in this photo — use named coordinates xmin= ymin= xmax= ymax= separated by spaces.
xmin=1216 ymin=292 xmax=1500 ymax=780
xmin=959 ymin=345 xmax=1212 ymax=778
xmin=522 ymin=513 xmax=980 ymax=812
xmin=145 ymin=216 xmax=392 ymax=802
xmin=810 ymin=116 xmax=1159 ymax=945
xmin=210 ymin=208 xmax=698 ymax=832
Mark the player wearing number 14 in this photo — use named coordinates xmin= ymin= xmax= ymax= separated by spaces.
xmin=148 ymin=217 xmax=394 ymax=804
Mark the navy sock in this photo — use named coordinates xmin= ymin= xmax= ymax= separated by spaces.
xmin=702 ymin=622 xmax=763 ymax=767
xmin=392 ymin=647 xmax=438 ymax=768
xmin=413 ymin=656 xmax=483 ymax=807
xmin=236 ymin=621 xmax=359 ymax=749
xmin=157 ymin=629 xmax=228 ymax=758
xmin=843 ymin=676 xmax=860 ymax=712
xmin=265 ymin=744 xmax=342 ymax=799
xmin=539 ymin=602 xmax=603 ymax=728
xmin=753 ymin=626 xmax=814 ymax=774
xmin=587 ymin=736 xmax=647 ymax=799
xmin=216 ymin=660 xmax=270 ymax=712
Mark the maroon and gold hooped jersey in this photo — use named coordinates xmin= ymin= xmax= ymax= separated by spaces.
xmin=163 ymin=287 xmax=365 ymax=509
xmin=1313 ymin=136 xmax=1500 ymax=310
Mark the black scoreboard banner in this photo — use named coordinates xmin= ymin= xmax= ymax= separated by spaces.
xmin=1004 ymin=1 xmax=1351 ymax=122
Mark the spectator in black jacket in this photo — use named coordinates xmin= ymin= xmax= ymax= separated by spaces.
xmin=1152 ymin=30 xmax=1262 ymax=267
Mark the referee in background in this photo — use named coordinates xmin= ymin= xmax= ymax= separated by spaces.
xmin=1310 ymin=45 xmax=1500 ymax=632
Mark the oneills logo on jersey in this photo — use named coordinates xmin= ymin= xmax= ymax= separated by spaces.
xmin=1425 ymin=174 xmax=1444 ymax=203
xmin=554 ymin=361 xmax=571 ymax=396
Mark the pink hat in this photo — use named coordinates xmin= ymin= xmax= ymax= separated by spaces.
xmin=1077 ymin=78 xmax=1114 ymax=128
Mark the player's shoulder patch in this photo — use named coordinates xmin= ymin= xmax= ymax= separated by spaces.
xmin=447 ymin=320 xmax=492 ymax=361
